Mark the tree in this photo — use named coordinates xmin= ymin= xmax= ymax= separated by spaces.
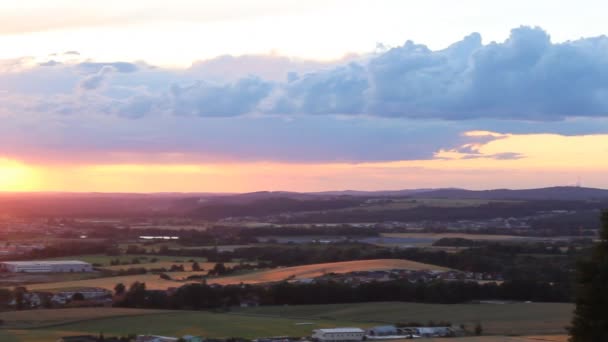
xmin=114 ymin=283 xmax=126 ymax=296
xmin=213 ymin=263 xmax=227 ymax=275
xmin=72 ymin=292 xmax=85 ymax=301
xmin=192 ymin=261 xmax=201 ymax=271
xmin=570 ymin=210 xmax=608 ymax=342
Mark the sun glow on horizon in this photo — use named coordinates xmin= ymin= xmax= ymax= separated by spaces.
xmin=1 ymin=131 xmax=607 ymax=193
xmin=0 ymin=159 xmax=39 ymax=191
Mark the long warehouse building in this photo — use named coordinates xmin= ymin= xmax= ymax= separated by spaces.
xmin=0 ymin=260 xmax=93 ymax=273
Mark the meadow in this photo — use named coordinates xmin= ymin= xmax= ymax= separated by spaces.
xmin=46 ymin=254 xmax=208 ymax=267
xmin=233 ymin=302 xmax=573 ymax=336
xmin=0 ymin=302 xmax=572 ymax=341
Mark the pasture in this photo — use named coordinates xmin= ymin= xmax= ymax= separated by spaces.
xmin=234 ymin=302 xmax=573 ymax=336
xmin=0 ymin=308 xmax=360 ymax=341
xmin=46 ymin=254 xmax=208 ymax=267
xmin=0 ymin=302 xmax=572 ymax=341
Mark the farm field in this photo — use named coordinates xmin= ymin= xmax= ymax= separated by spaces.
xmin=46 ymin=254 xmax=208 ymax=267
xmin=10 ymin=259 xmax=444 ymax=290
xmin=12 ymin=271 xmax=209 ymax=291
xmin=121 ymin=242 xmax=253 ymax=253
xmin=0 ymin=308 xmax=361 ymax=341
xmin=381 ymin=232 xmax=528 ymax=241
xmin=101 ymin=261 xmax=237 ymax=272
xmin=0 ymin=302 xmax=572 ymax=341
xmin=208 ymin=259 xmax=449 ymax=285
xmin=0 ymin=308 xmax=166 ymax=329
xmin=233 ymin=302 xmax=573 ymax=336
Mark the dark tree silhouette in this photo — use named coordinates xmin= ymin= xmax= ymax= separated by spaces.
xmin=569 ymin=210 xmax=608 ymax=342
xmin=192 ymin=261 xmax=201 ymax=271
xmin=114 ymin=283 xmax=126 ymax=295
xmin=72 ymin=292 xmax=85 ymax=301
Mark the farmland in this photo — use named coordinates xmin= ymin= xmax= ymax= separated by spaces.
xmin=0 ymin=302 xmax=572 ymax=341
xmin=233 ymin=302 xmax=573 ymax=336
xmin=46 ymin=254 xmax=208 ymax=267
xmin=13 ymin=259 xmax=446 ymax=290
xmin=0 ymin=307 xmax=361 ymax=341
xmin=13 ymin=272 xmax=209 ymax=291
xmin=208 ymin=259 xmax=449 ymax=285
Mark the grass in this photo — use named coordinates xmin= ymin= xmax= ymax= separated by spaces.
xmin=101 ymin=261 xmax=237 ymax=272
xmin=0 ymin=302 xmax=572 ymax=341
xmin=232 ymin=302 xmax=573 ymax=336
xmin=46 ymin=254 xmax=208 ymax=267
xmin=208 ymin=259 xmax=449 ymax=285
xmin=0 ymin=308 xmax=166 ymax=328
xmin=382 ymin=232 xmax=528 ymax=241
xmin=0 ymin=308 xmax=361 ymax=341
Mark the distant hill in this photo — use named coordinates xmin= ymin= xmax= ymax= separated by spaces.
xmin=311 ymin=189 xmax=437 ymax=197
xmin=410 ymin=186 xmax=608 ymax=201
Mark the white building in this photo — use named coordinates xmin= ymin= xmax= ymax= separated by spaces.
xmin=312 ymin=328 xmax=365 ymax=342
xmin=0 ymin=260 xmax=93 ymax=273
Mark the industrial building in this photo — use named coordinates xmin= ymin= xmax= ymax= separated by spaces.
xmin=311 ymin=328 xmax=365 ymax=342
xmin=0 ymin=260 xmax=93 ymax=273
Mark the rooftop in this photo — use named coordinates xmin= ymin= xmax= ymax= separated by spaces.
xmin=1 ymin=260 xmax=91 ymax=265
xmin=316 ymin=328 xmax=365 ymax=333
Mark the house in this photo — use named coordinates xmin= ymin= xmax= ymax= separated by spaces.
xmin=1 ymin=260 xmax=93 ymax=273
xmin=312 ymin=328 xmax=365 ymax=342
xmin=51 ymin=287 xmax=112 ymax=306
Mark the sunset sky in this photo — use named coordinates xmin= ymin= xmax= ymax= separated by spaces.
xmin=1 ymin=0 xmax=608 ymax=192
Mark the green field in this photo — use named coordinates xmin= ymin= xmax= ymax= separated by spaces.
xmin=0 ymin=308 xmax=360 ymax=341
xmin=232 ymin=302 xmax=573 ymax=336
xmin=0 ymin=302 xmax=573 ymax=341
xmin=46 ymin=254 xmax=208 ymax=267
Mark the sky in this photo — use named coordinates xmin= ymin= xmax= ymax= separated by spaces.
xmin=1 ymin=0 xmax=608 ymax=192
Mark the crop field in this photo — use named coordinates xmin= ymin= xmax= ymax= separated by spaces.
xmin=14 ymin=271 xmax=210 ymax=291
xmin=208 ymin=259 xmax=449 ymax=285
xmin=18 ymin=259 xmax=446 ymax=291
xmin=0 ymin=302 xmax=571 ymax=341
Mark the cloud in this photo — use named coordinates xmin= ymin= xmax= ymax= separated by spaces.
xmin=270 ymin=26 xmax=608 ymax=120
xmin=78 ymin=62 xmax=138 ymax=74
xmin=169 ymin=77 xmax=274 ymax=117
xmin=78 ymin=65 xmax=116 ymax=91
xmin=2 ymin=26 xmax=608 ymax=166
xmin=5 ymin=26 xmax=608 ymax=121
